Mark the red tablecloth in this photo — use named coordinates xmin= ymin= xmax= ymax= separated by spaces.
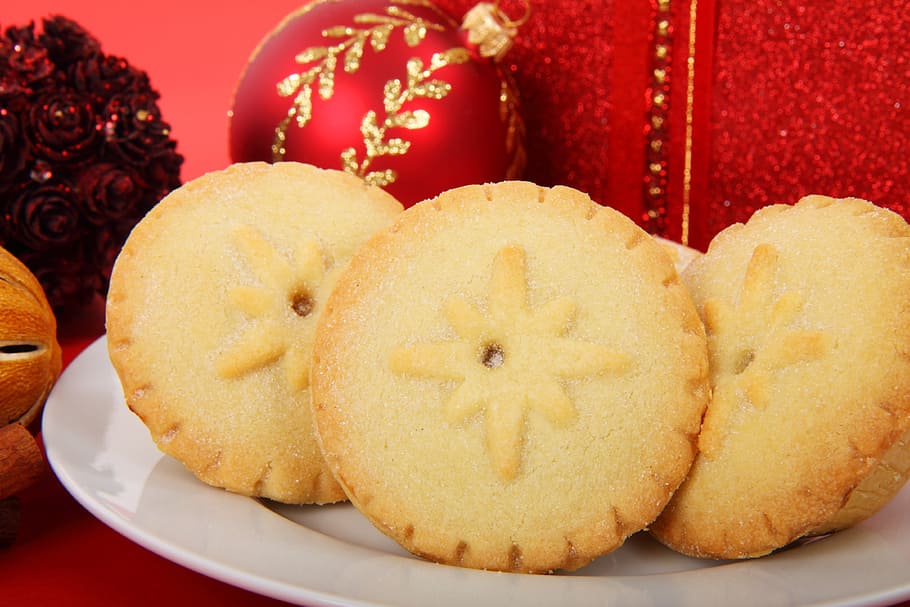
xmin=3 ymin=1 xmax=910 ymax=604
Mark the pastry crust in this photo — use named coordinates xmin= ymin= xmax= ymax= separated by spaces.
xmin=650 ymin=195 xmax=910 ymax=558
xmin=106 ymin=162 xmax=402 ymax=504
xmin=310 ymin=181 xmax=709 ymax=572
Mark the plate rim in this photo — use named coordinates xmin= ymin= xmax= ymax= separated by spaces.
xmin=43 ymin=336 xmax=910 ymax=607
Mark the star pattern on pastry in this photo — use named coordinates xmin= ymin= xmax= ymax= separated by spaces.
xmin=699 ymin=243 xmax=834 ymax=459
xmin=216 ymin=226 xmax=325 ymax=391
xmin=390 ymin=244 xmax=631 ymax=481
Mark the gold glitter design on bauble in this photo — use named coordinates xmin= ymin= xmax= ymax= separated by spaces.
xmin=271 ymin=0 xmax=472 ymax=188
xmin=390 ymin=244 xmax=631 ymax=481
xmin=340 ymin=48 xmax=470 ymax=187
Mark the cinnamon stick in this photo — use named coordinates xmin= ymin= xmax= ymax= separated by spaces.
xmin=0 ymin=423 xmax=45 ymax=500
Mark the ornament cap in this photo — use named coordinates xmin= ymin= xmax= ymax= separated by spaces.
xmin=461 ymin=1 xmax=530 ymax=62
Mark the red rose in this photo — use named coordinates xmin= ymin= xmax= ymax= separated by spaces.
xmin=144 ymin=147 xmax=183 ymax=196
xmin=102 ymin=92 xmax=175 ymax=168
xmin=6 ymin=182 xmax=84 ymax=250
xmin=38 ymin=16 xmax=100 ymax=69
xmin=27 ymin=89 xmax=100 ymax=164
xmin=77 ymin=162 xmax=144 ymax=225
xmin=70 ymin=54 xmax=149 ymax=101
xmin=1 ymin=24 xmax=54 ymax=88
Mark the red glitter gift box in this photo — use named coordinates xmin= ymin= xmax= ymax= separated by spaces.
xmin=436 ymin=0 xmax=910 ymax=250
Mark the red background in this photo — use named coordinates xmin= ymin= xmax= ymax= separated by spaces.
xmin=3 ymin=0 xmax=910 ymax=605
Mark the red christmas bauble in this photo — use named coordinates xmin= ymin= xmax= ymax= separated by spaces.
xmin=229 ymin=0 xmax=525 ymax=206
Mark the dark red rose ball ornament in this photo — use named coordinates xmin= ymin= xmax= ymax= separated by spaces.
xmin=0 ymin=16 xmax=183 ymax=310
xmin=229 ymin=0 xmax=526 ymax=206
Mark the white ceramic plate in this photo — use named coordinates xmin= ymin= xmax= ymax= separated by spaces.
xmin=44 ymin=337 xmax=910 ymax=607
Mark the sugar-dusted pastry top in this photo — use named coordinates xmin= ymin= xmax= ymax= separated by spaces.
xmin=106 ymin=161 xmax=402 ymax=504
xmin=651 ymin=195 xmax=910 ymax=559
xmin=310 ymin=181 xmax=709 ymax=572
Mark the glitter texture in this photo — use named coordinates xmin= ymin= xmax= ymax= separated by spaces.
xmin=643 ymin=0 xmax=674 ymax=235
xmin=435 ymin=1 xmax=679 ymax=238
xmin=703 ymin=0 xmax=910 ymax=244
xmin=436 ymin=0 xmax=618 ymax=207
xmin=434 ymin=1 xmax=910 ymax=249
